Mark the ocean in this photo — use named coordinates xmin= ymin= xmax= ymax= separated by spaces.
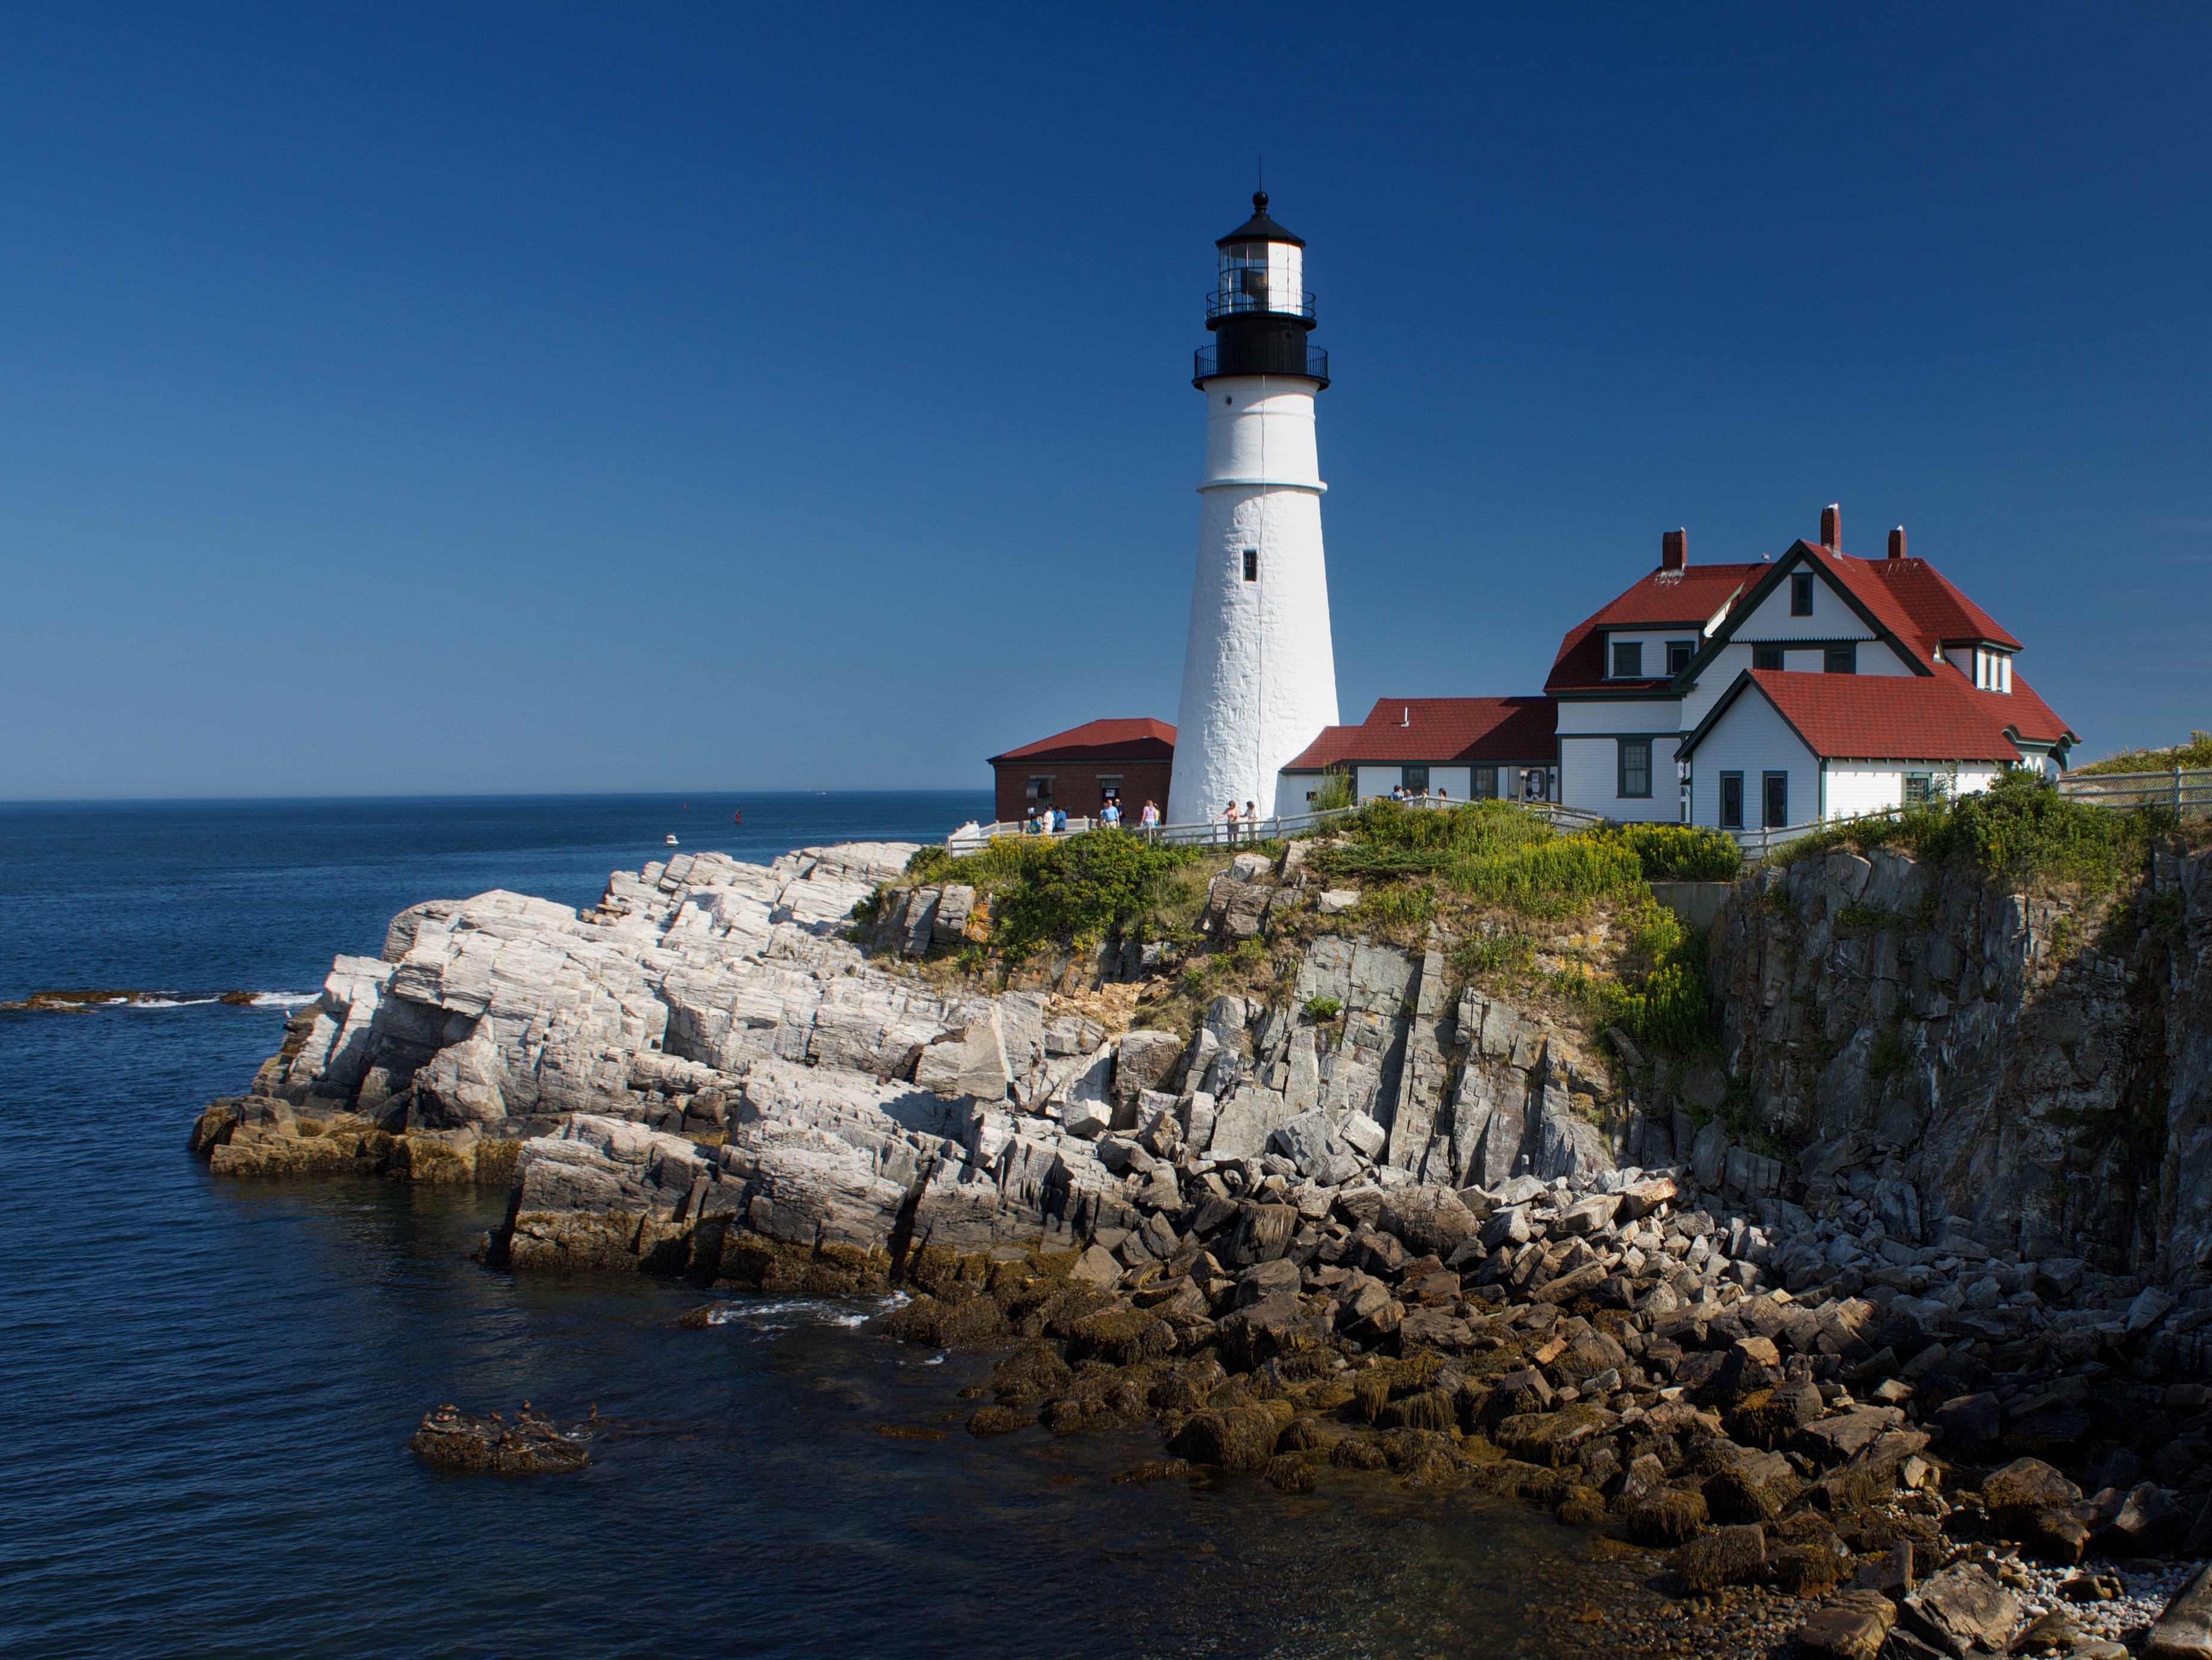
xmin=0 ymin=793 xmax=1603 ymax=1659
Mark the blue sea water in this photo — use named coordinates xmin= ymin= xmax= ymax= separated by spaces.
xmin=0 ymin=793 xmax=1609 ymax=1659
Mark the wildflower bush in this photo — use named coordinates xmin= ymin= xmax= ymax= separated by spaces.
xmin=1594 ymin=823 xmax=1742 ymax=882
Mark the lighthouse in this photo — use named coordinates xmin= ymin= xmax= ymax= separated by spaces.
xmin=1166 ymin=192 xmax=1340 ymax=826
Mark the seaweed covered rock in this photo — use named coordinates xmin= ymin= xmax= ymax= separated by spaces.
xmin=1627 ymin=1486 xmax=1709 ymax=1547
xmin=410 ymin=1404 xmax=590 ymax=1475
xmin=1168 ymin=1402 xmax=1295 ymax=1472
xmin=883 ymin=1293 xmax=1012 ymax=1350
xmin=1671 ymin=1524 xmax=1766 ymax=1595
xmin=1064 ymin=1308 xmax=1175 ymax=1367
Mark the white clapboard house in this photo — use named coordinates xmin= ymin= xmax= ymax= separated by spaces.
xmin=1543 ymin=507 xmax=2075 ymax=829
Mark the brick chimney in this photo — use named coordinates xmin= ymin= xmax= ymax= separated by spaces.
xmin=1661 ymin=528 xmax=1686 ymax=570
xmin=1819 ymin=503 xmax=1840 ymax=551
xmin=1888 ymin=526 xmax=1906 ymax=560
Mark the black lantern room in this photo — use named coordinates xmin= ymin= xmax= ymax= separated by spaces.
xmin=1194 ymin=192 xmax=1329 ymax=389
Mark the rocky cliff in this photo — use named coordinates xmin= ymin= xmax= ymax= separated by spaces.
xmin=1702 ymin=840 xmax=2212 ymax=1302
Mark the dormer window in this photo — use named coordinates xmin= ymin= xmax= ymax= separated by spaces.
xmin=1612 ymin=640 xmax=1643 ymax=678
xmin=1667 ymin=640 xmax=1693 ymax=675
xmin=1974 ymin=649 xmax=2012 ymax=693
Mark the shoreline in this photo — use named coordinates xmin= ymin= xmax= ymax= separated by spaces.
xmin=192 ymin=827 xmax=2212 ymax=1658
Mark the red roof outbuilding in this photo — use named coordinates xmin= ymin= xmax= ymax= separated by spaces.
xmin=987 ymin=717 xmax=1176 ymax=765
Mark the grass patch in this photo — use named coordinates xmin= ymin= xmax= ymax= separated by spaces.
xmin=2072 ymin=730 xmax=2212 ymax=777
xmin=1308 ymin=799 xmax=1648 ymax=924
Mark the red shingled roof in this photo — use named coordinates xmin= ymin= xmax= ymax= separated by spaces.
xmin=1549 ymin=544 xmax=2030 ymax=694
xmin=988 ymin=717 xmax=1174 ymax=764
xmin=1282 ymin=697 xmax=1557 ymax=769
xmin=1684 ymin=669 xmax=2073 ymax=763
xmin=1866 ymin=557 xmax=2021 ymax=651
xmin=1545 ymin=563 xmax=1763 ymax=693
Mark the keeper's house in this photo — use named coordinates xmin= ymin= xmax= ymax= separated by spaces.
xmin=1547 ymin=507 xmax=2075 ymax=828
xmin=1278 ymin=696 xmax=1558 ymax=806
xmin=986 ymin=718 xmax=1175 ymax=823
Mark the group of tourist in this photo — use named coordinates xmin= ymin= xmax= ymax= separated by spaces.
xmin=1020 ymin=798 xmax=1163 ymax=836
xmin=1387 ymin=782 xmax=1449 ymax=803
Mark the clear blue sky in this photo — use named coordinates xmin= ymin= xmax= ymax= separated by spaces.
xmin=2 ymin=5 xmax=2205 ymax=799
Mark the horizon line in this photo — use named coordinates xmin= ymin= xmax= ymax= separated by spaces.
xmin=0 ymin=786 xmax=994 ymax=809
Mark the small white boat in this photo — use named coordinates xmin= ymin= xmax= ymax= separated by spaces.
xmin=664 ymin=834 xmax=679 ymax=846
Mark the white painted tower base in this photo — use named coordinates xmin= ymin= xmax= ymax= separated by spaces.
xmin=1167 ymin=373 xmax=1339 ymax=824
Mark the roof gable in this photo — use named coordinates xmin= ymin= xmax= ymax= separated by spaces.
xmin=1680 ymin=541 xmax=1934 ymax=686
xmin=1679 ymin=669 xmax=2044 ymax=764
xmin=1283 ymin=696 xmax=1557 ymax=770
xmin=1544 ymin=563 xmax=1760 ymax=694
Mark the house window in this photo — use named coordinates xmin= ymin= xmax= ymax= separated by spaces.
xmin=1401 ymin=765 xmax=1428 ymax=793
xmin=1667 ymin=640 xmax=1693 ymax=675
xmin=1720 ymin=772 xmax=1744 ymax=830
xmin=1473 ymin=765 xmax=1497 ymax=800
xmin=1612 ymin=640 xmax=1643 ymax=678
xmin=1763 ymin=772 xmax=1789 ymax=828
xmin=1242 ymin=549 xmax=1258 ymax=582
xmin=1904 ymin=774 xmax=1932 ymax=806
xmin=1618 ymin=739 xmax=1652 ymax=799
xmin=1824 ymin=643 xmax=1857 ymax=674
xmin=1790 ymin=573 xmax=1815 ymax=616
xmin=1097 ymin=775 xmax=1121 ymax=801
xmin=1753 ymin=645 xmax=1785 ymax=671
xmin=1026 ymin=776 xmax=1053 ymax=802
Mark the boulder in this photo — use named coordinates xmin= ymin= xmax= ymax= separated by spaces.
xmin=1904 ymin=1563 xmax=2020 ymax=1658
xmin=1112 ymin=1030 xmax=1187 ymax=1108
xmin=1981 ymin=1458 xmax=2083 ymax=1535
xmin=2147 ymin=1561 xmax=2212 ymax=1660
xmin=1931 ymin=1391 xmax=2002 ymax=1447
xmin=1794 ymin=1590 xmax=1897 ymax=1660
xmin=1377 ymin=1186 xmax=1478 ymax=1256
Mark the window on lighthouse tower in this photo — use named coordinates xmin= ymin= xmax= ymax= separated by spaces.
xmin=1242 ymin=550 xmax=1259 ymax=582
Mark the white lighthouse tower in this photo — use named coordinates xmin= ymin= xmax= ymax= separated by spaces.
xmin=1167 ymin=192 xmax=1339 ymax=826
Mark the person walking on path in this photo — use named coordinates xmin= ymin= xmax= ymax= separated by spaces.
xmin=1140 ymin=799 xmax=1159 ymax=841
xmin=1099 ymin=799 xmax=1120 ymax=828
xmin=1053 ymin=806 xmax=1068 ymax=834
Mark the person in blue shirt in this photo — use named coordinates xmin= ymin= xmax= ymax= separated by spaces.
xmin=1100 ymin=799 xmax=1121 ymax=827
xmin=1053 ymin=806 xmax=1069 ymax=834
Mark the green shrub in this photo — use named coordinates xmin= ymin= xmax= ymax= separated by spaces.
xmin=987 ymin=830 xmax=1202 ymax=955
xmin=1777 ymin=770 xmax=2158 ymax=895
xmin=1313 ymin=766 xmax=1356 ymax=812
xmin=1303 ymin=996 xmax=1342 ymax=1021
xmin=898 ymin=829 xmax=1200 ymax=957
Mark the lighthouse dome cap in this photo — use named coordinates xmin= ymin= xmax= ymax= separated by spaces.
xmin=1216 ymin=191 xmax=1305 ymax=248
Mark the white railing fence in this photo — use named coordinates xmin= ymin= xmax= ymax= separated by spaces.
xmin=2058 ymin=768 xmax=2212 ymax=817
xmin=945 ymin=795 xmax=1607 ymax=853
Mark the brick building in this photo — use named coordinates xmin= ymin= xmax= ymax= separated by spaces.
xmin=987 ymin=718 xmax=1175 ymax=824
